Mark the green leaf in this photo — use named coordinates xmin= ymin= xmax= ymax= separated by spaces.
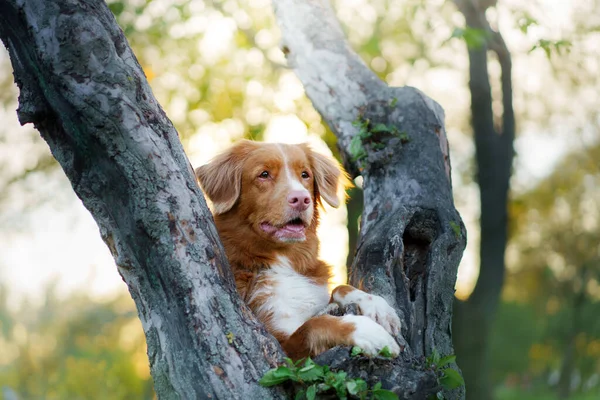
xmin=448 ymin=27 xmax=489 ymax=50
xmin=431 ymin=348 xmax=441 ymax=365
xmin=226 ymin=332 xmax=235 ymax=344
xmin=437 ymin=355 xmax=456 ymax=368
xmin=373 ymin=389 xmax=399 ymax=400
xmin=108 ymin=1 xmax=125 ymax=16
xmin=373 ymin=382 xmax=382 ymax=391
xmin=516 ymin=13 xmax=538 ymax=34
xmin=356 ymin=380 xmax=367 ymax=393
xmin=306 ymin=384 xmax=317 ymax=400
xmin=346 ymin=380 xmax=358 ymax=395
xmin=259 ymin=366 xmax=294 ymax=386
xmin=351 ymin=346 xmax=363 ymax=356
xmin=283 ymin=357 xmax=295 ymax=368
xmin=295 ymin=357 xmax=324 ymax=382
xmin=294 ymin=389 xmax=306 ymax=400
xmin=371 ymin=123 xmax=392 ymax=133
xmin=330 ymin=371 xmax=348 ymax=398
xmin=390 ymin=97 xmax=398 ymax=107
xmin=352 ymin=116 xmax=365 ymax=128
xmin=529 ymin=39 xmax=572 ymax=58
xmin=334 ymin=371 xmax=347 ymax=381
xmin=449 ymin=221 xmax=461 ymax=238
xmin=440 ymin=368 xmax=465 ymax=390
xmin=298 ymin=364 xmax=324 ymax=382
xmin=347 ymin=379 xmax=367 ymax=395
xmin=378 ymin=346 xmax=393 ymax=358
xmin=349 ymin=135 xmax=367 ymax=161
xmin=299 ymin=364 xmax=315 ymax=373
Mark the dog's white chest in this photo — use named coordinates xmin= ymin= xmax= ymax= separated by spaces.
xmin=252 ymin=256 xmax=330 ymax=336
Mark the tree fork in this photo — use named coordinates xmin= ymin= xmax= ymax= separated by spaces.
xmin=1 ymin=0 xmax=467 ymax=398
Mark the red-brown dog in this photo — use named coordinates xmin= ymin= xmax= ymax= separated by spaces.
xmin=196 ymin=140 xmax=401 ymax=360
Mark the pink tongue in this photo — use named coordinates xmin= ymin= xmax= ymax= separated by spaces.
xmin=260 ymin=222 xmax=277 ymax=233
xmin=282 ymin=224 xmax=304 ymax=233
xmin=260 ymin=222 xmax=305 ymax=236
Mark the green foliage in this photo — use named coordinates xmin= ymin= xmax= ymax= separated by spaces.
xmin=447 ymin=27 xmax=489 ymax=50
xmin=515 ymin=12 xmax=538 ymax=34
xmin=503 ymin=143 xmax=600 ymax=393
xmin=349 ymin=116 xmax=409 ymax=169
xmin=260 ymin=357 xmax=398 ymax=400
xmin=489 ymin=302 xmax=544 ymax=382
xmin=226 ymin=331 xmax=235 ymax=344
xmin=0 ymin=286 xmax=153 ymax=399
xmin=496 ymin=386 xmax=600 ymax=400
xmin=425 ymin=349 xmax=464 ymax=399
xmin=349 ymin=136 xmax=368 ymax=164
xmin=438 ymin=368 xmax=464 ymax=390
xmin=449 ymin=221 xmax=461 ymax=238
xmin=378 ymin=346 xmax=393 ymax=358
xmin=529 ymin=39 xmax=572 ymax=58
xmin=350 ymin=346 xmax=363 ymax=357
xmin=107 ymin=1 xmax=125 ymax=17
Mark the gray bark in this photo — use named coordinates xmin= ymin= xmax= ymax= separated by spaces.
xmin=451 ymin=1 xmax=515 ymax=399
xmin=274 ymin=1 xmax=467 ymax=398
xmin=0 ymin=1 xmax=286 ymax=399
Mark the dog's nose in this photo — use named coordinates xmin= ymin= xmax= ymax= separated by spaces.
xmin=287 ymin=191 xmax=311 ymax=210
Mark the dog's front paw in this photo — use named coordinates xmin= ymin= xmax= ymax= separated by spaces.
xmin=342 ymin=315 xmax=400 ymax=357
xmin=355 ymin=294 xmax=402 ymax=337
xmin=331 ymin=286 xmax=402 ymax=337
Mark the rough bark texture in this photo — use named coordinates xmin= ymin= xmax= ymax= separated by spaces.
xmin=274 ymin=1 xmax=467 ymax=399
xmin=451 ymin=1 xmax=515 ymax=399
xmin=0 ymin=1 xmax=286 ymax=398
xmin=345 ymin=186 xmax=363 ymax=269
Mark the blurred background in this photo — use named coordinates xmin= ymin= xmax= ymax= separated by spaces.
xmin=0 ymin=0 xmax=598 ymax=399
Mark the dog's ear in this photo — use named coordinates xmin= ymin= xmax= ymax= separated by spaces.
xmin=195 ymin=140 xmax=256 ymax=214
xmin=306 ymin=146 xmax=352 ymax=208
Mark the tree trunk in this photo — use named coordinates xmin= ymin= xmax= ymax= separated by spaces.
xmin=1 ymin=0 xmax=466 ymax=398
xmin=451 ymin=1 xmax=515 ymax=399
xmin=274 ymin=1 xmax=466 ymax=398
xmin=345 ymin=186 xmax=363 ymax=270
xmin=0 ymin=1 xmax=286 ymax=399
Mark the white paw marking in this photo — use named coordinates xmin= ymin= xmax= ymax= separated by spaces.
xmin=343 ymin=315 xmax=400 ymax=357
xmin=356 ymin=294 xmax=402 ymax=337
xmin=333 ymin=288 xmax=402 ymax=337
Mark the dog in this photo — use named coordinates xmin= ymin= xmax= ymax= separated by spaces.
xmin=195 ymin=140 xmax=401 ymax=360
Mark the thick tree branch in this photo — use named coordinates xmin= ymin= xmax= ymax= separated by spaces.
xmin=272 ymin=0 xmax=451 ymax=183
xmin=274 ymin=1 xmax=466 ymax=398
xmin=0 ymin=0 xmax=285 ymax=398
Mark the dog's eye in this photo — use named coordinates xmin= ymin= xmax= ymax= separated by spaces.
xmin=301 ymin=171 xmax=310 ymax=179
xmin=259 ymin=171 xmax=269 ymax=179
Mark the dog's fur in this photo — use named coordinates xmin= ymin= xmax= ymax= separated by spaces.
xmin=196 ymin=140 xmax=401 ymax=360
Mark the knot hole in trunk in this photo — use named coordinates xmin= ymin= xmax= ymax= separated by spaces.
xmin=402 ymin=209 xmax=439 ymax=301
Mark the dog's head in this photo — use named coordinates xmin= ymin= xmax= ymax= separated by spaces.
xmin=196 ymin=140 xmax=350 ymax=243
